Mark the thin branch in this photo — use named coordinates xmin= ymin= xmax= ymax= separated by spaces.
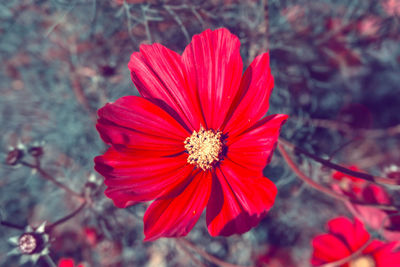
xmin=302 ymin=118 xmax=400 ymax=138
xmin=20 ymin=161 xmax=84 ymax=200
xmin=69 ymin=63 xmax=97 ymax=124
xmin=178 ymin=238 xmax=251 ymax=267
xmin=277 ymin=143 xmax=397 ymax=211
xmin=141 ymin=5 xmax=153 ymax=43
xmin=175 ymin=239 xmax=207 ymax=267
xmin=44 ymin=3 xmax=75 ymax=37
xmin=190 ymin=6 xmax=205 ymax=28
xmin=164 ymin=5 xmax=190 ymax=43
xmin=46 ymin=201 xmax=87 ymax=232
xmin=122 ymin=1 xmax=138 ymax=46
xmin=278 ymin=138 xmax=399 ymax=187
xmin=0 ymin=221 xmax=24 ymax=230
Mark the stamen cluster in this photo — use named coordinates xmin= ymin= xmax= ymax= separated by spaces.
xmin=184 ymin=127 xmax=223 ymax=171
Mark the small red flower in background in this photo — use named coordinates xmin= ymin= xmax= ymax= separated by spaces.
xmin=332 ymin=166 xmax=390 ymax=202
xmin=95 ymin=28 xmax=288 ymax=241
xmin=332 ymin=166 xmax=400 ymax=242
xmin=83 ymin=227 xmax=98 ymax=247
xmin=311 ymin=217 xmax=400 ymax=267
xmin=58 ymin=258 xmax=84 ymax=267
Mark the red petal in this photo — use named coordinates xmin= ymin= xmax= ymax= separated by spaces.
xmin=347 ymin=202 xmax=389 ymax=231
xmin=58 ymin=259 xmax=74 ymax=267
xmin=223 ymin=53 xmax=274 ymax=136
xmin=311 ymin=234 xmax=352 ymax=265
xmin=181 ymin=28 xmax=243 ymax=130
xmin=363 ymin=240 xmax=386 ymax=253
xmin=366 ymin=241 xmax=400 ymax=266
xmin=128 ymin=44 xmax=203 ymax=131
xmin=327 ymin=217 xmax=370 ymax=252
xmin=227 ymin=114 xmax=288 ymax=172
xmin=143 ymin=171 xmax=211 ymax=241
xmin=206 ymin=160 xmax=277 ymax=236
xmin=362 ymin=184 xmax=391 ymax=205
xmin=95 ymin=148 xmax=192 ymax=208
xmin=97 ymin=96 xmax=188 ymax=157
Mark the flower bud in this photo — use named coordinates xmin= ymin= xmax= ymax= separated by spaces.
xmin=28 ymin=146 xmax=43 ymax=157
xmin=6 ymin=148 xmax=24 ymax=166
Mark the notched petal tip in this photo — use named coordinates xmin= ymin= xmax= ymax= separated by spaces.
xmin=190 ymin=28 xmax=239 ymax=43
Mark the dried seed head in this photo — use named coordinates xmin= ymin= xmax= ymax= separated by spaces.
xmin=184 ymin=127 xmax=223 ymax=171
xmin=18 ymin=234 xmax=37 ymax=254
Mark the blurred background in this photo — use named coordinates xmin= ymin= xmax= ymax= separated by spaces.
xmin=1 ymin=0 xmax=399 ymax=266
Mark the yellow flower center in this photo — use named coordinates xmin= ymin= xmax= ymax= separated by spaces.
xmin=349 ymin=256 xmax=376 ymax=267
xmin=184 ymin=127 xmax=223 ymax=171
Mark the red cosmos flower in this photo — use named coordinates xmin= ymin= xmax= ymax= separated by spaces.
xmin=332 ymin=166 xmax=400 ymax=242
xmin=94 ymin=28 xmax=288 ymax=241
xmin=58 ymin=258 xmax=84 ymax=267
xmin=332 ymin=166 xmax=390 ymax=201
xmin=311 ymin=217 xmax=400 ymax=267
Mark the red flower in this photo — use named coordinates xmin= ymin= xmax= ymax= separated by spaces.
xmin=332 ymin=166 xmax=400 ymax=242
xmin=94 ymin=28 xmax=288 ymax=241
xmin=311 ymin=217 xmax=400 ymax=266
xmin=332 ymin=166 xmax=391 ymax=203
xmin=58 ymin=258 xmax=84 ymax=267
xmin=83 ymin=227 xmax=98 ymax=247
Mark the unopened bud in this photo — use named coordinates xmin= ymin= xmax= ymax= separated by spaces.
xmin=6 ymin=148 xmax=24 ymax=166
xmin=28 ymin=146 xmax=43 ymax=157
